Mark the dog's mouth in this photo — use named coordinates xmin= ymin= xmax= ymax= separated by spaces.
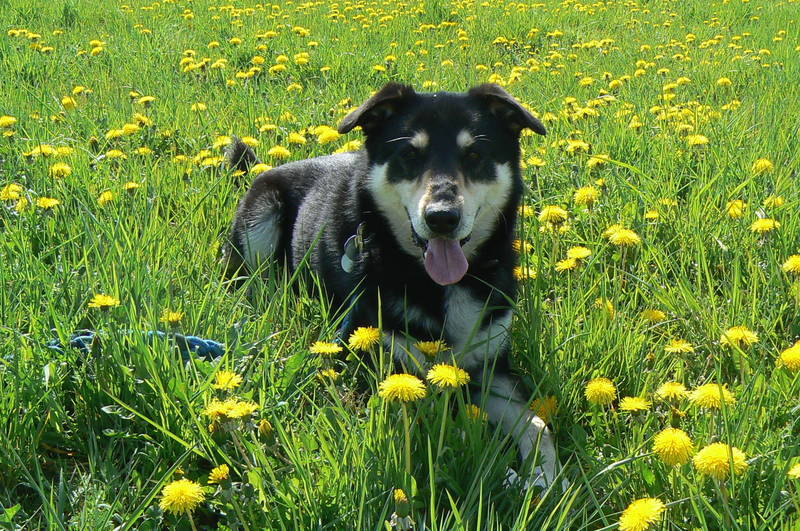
xmin=408 ymin=211 xmax=470 ymax=286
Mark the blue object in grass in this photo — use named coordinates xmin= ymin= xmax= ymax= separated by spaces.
xmin=47 ymin=329 xmax=224 ymax=361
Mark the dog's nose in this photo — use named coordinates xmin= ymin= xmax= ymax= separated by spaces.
xmin=424 ymin=207 xmax=461 ymax=235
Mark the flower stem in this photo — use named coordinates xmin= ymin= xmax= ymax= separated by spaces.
xmin=436 ymin=391 xmax=450 ymax=458
xmin=401 ymin=403 xmax=412 ymax=481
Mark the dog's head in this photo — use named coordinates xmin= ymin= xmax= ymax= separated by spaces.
xmin=339 ymin=83 xmax=546 ymax=286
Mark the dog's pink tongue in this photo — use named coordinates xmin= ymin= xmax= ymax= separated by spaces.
xmin=424 ymin=238 xmax=468 ymax=286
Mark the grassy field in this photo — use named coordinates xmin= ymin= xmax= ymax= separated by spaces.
xmin=1 ymin=0 xmax=800 ymax=528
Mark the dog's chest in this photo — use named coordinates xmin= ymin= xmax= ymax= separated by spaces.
xmin=407 ymin=286 xmax=511 ymax=371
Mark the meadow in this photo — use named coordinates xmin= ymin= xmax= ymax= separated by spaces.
xmin=1 ymin=0 xmax=800 ymax=528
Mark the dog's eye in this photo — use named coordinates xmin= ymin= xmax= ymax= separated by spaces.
xmin=464 ymin=148 xmax=481 ymax=161
xmin=401 ymin=144 xmax=422 ymax=160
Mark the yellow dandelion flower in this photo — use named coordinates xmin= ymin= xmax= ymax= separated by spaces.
xmin=240 ymin=136 xmax=259 ymax=147
xmin=726 ymin=199 xmax=747 ymax=218
xmin=788 ymin=463 xmax=800 ymax=480
xmin=512 ymin=239 xmax=533 ymax=254
xmin=585 ymin=377 xmax=616 ymax=406
xmin=466 ymin=404 xmax=488 ymax=421
xmin=619 ymin=396 xmax=651 ymax=412
xmin=693 ymin=442 xmax=748 ymax=480
xmin=317 ymin=129 xmax=341 ymax=144
xmin=555 ymin=257 xmax=579 ymax=272
xmin=518 ymin=205 xmax=534 ymax=218
xmin=160 ymin=309 xmax=184 ymax=324
xmin=105 ymin=149 xmax=126 ymax=159
xmin=763 ymin=195 xmax=784 ymax=208
xmin=654 ymin=382 xmax=688 ymax=401
xmin=310 ymin=341 xmax=343 ymax=356
xmin=0 ymin=183 xmax=23 ymax=201
xmin=426 ymin=363 xmax=470 ymax=389
xmin=88 ymin=294 xmax=120 ymax=309
xmin=567 ymin=246 xmax=592 ymax=260
xmin=778 ymin=341 xmax=800 ymax=371
xmin=538 ymin=205 xmax=568 ymax=224
xmin=751 ymin=158 xmax=774 ymax=174
xmin=0 ymin=115 xmax=17 ymax=128
xmin=36 ymin=197 xmax=60 ymax=209
xmin=287 ymin=132 xmax=307 ymax=144
xmin=686 ymin=134 xmax=709 ymax=146
xmin=653 ymin=427 xmax=694 ymax=465
xmin=414 ymin=340 xmax=447 ymax=357
xmin=514 ymin=265 xmax=537 ymax=280
xmin=97 ymin=191 xmax=114 ymax=206
xmin=267 ymin=145 xmax=291 ymax=159
xmin=226 ymin=400 xmax=259 ymax=419
xmin=317 ymin=368 xmax=341 ymax=381
xmin=250 ymin=163 xmax=273 ymax=175
xmin=618 ymin=497 xmax=666 ymax=531
xmin=137 ymin=95 xmax=156 ymax=106
xmin=641 ymin=309 xmax=666 ymax=323
xmin=586 ymin=154 xmax=610 ymax=170
xmin=124 ymin=182 xmax=141 ymax=192
xmin=213 ymin=371 xmax=243 ymax=390
xmin=121 ymin=123 xmax=140 ymax=135
xmin=573 ymin=186 xmax=600 ymax=207
xmin=49 ymin=162 xmax=72 ymax=179
xmin=14 ymin=197 xmax=28 ymax=212
xmin=258 ymin=418 xmax=273 ymax=437
xmin=348 ymin=326 xmax=381 ymax=350
xmin=720 ymin=325 xmax=758 ymax=348
xmin=609 ymin=228 xmax=641 ymax=247
xmin=689 ymin=383 xmax=735 ymax=409
xmin=378 ymin=374 xmax=427 ymax=402
xmin=530 ymin=395 xmax=557 ymax=424
xmin=159 ymin=478 xmax=205 ymax=515
xmin=394 ymin=488 xmax=408 ymax=503
xmin=750 ymin=218 xmax=780 ymax=234
xmin=595 ymin=297 xmax=615 ymax=318
xmin=61 ymin=96 xmax=77 ymax=110
xmin=208 ymin=464 xmax=230 ymax=484
xmin=665 ymin=339 xmax=694 ymax=353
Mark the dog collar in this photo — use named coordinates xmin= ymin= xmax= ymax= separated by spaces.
xmin=341 ymin=222 xmax=366 ymax=273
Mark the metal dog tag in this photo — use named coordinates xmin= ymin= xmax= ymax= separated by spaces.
xmin=341 ymin=234 xmax=359 ymax=273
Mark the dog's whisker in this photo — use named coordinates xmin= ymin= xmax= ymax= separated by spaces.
xmin=386 ymin=136 xmax=412 ymax=144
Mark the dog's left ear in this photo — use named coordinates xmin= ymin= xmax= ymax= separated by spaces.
xmin=338 ymin=82 xmax=416 ymax=135
xmin=468 ymin=84 xmax=547 ymax=136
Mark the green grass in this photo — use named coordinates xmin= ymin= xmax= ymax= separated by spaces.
xmin=1 ymin=0 xmax=800 ymax=528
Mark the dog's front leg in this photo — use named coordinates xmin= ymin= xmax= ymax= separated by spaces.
xmin=474 ymin=372 xmax=560 ymax=490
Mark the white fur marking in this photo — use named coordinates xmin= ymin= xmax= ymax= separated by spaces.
xmin=368 ymin=163 xmax=425 ymax=258
xmin=410 ymin=130 xmax=429 ymax=149
xmin=242 ymin=213 xmax=280 ymax=269
xmin=457 ymin=129 xmax=474 ymax=149
xmin=461 ymin=162 xmax=513 ymax=259
xmin=444 ymin=286 xmax=511 ymax=372
xmin=477 ymin=373 xmax=560 ymax=488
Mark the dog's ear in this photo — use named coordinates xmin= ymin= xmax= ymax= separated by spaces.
xmin=468 ymin=84 xmax=546 ymax=136
xmin=338 ymin=83 xmax=416 ymax=135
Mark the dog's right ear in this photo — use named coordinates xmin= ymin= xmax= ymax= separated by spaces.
xmin=338 ymin=83 xmax=416 ymax=135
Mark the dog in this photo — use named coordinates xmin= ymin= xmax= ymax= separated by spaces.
xmin=224 ymin=82 xmax=562 ymax=489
